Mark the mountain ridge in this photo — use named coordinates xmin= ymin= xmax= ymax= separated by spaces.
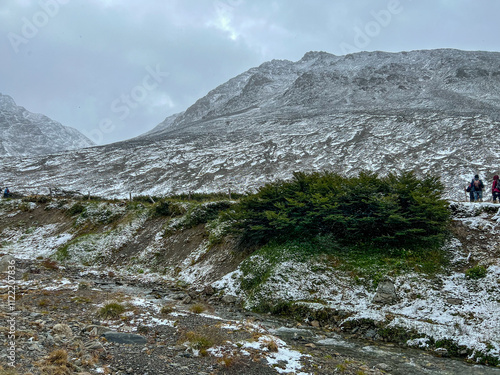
xmin=1 ymin=49 xmax=500 ymax=199
xmin=0 ymin=93 xmax=95 ymax=156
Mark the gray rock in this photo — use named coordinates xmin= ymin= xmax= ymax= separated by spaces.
xmin=84 ymin=340 xmax=105 ymax=351
xmin=365 ymin=329 xmax=377 ymax=339
xmin=434 ymin=347 xmax=449 ymax=356
xmin=221 ymin=294 xmax=237 ymax=304
xmin=43 ymin=333 xmax=54 ymax=346
xmin=376 ymin=363 xmax=392 ymax=371
xmin=372 ymin=277 xmax=399 ymax=305
xmin=52 ymin=323 xmax=73 ymax=337
xmin=83 ymin=325 xmax=112 ymax=336
xmin=102 ymin=332 xmax=147 ymax=345
xmin=446 ymin=297 xmax=463 ymax=305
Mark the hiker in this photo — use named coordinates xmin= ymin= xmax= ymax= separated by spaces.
xmin=3 ymin=187 xmax=9 ymax=198
xmin=492 ymin=175 xmax=500 ymax=203
xmin=465 ymin=182 xmax=474 ymax=202
xmin=470 ymin=174 xmax=484 ymax=202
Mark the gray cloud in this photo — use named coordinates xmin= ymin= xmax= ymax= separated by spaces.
xmin=1 ymin=0 xmax=499 ymax=144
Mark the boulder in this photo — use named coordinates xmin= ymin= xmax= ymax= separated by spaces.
xmin=221 ymin=294 xmax=237 ymax=304
xmin=52 ymin=323 xmax=73 ymax=337
xmin=102 ymin=332 xmax=147 ymax=345
xmin=446 ymin=297 xmax=463 ymax=305
xmin=372 ymin=277 xmax=399 ymax=305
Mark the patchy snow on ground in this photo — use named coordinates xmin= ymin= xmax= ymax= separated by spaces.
xmin=213 ymin=202 xmax=500 ymax=360
xmin=62 ymin=213 xmax=149 ymax=264
xmin=1 ymin=224 xmax=73 ymax=259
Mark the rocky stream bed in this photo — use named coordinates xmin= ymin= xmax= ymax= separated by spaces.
xmin=1 ymin=258 xmax=500 ymax=375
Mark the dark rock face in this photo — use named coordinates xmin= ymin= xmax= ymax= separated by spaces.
xmin=2 ymin=49 xmax=500 ymax=199
xmin=0 ymin=93 xmax=94 ymax=156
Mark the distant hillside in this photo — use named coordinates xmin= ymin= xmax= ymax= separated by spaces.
xmin=0 ymin=93 xmax=94 ymax=156
xmin=1 ymin=49 xmax=500 ymax=199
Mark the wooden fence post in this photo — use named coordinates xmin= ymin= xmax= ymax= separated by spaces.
xmin=129 ymin=192 xmax=132 ymax=201
xmin=228 ymin=188 xmax=231 ymax=200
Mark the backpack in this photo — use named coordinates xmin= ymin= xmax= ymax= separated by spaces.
xmin=473 ymin=179 xmax=482 ymax=190
xmin=495 ymin=180 xmax=500 ymax=191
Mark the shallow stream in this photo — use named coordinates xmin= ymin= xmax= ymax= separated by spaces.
xmin=92 ymin=278 xmax=500 ymax=375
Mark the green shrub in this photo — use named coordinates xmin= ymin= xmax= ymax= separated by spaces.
xmin=68 ymin=202 xmax=85 ymax=215
xmin=184 ymin=201 xmax=232 ymax=227
xmin=465 ymin=265 xmax=488 ymax=279
xmin=154 ymin=200 xmax=173 ymax=216
xmin=98 ymin=302 xmax=126 ymax=320
xmin=227 ymin=171 xmax=450 ymax=251
xmin=22 ymin=195 xmax=51 ymax=203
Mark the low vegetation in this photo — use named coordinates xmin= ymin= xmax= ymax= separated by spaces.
xmin=227 ymin=171 xmax=450 ymax=250
xmin=98 ymin=302 xmax=126 ymax=320
xmin=465 ymin=264 xmax=488 ymax=279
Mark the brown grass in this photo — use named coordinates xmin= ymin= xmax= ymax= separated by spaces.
xmin=178 ymin=325 xmax=229 ymax=351
xmin=38 ymin=349 xmax=73 ymax=375
xmin=189 ymin=303 xmax=206 ymax=314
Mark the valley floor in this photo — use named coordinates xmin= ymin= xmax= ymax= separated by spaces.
xmin=1 ymin=198 xmax=500 ymax=374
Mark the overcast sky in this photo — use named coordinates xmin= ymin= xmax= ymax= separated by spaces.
xmin=1 ymin=0 xmax=500 ymax=145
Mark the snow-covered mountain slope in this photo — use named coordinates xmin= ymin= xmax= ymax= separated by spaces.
xmin=0 ymin=93 xmax=94 ymax=156
xmin=2 ymin=49 xmax=500 ymax=199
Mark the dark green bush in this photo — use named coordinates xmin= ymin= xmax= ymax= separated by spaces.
xmin=68 ymin=202 xmax=85 ymax=215
xmin=22 ymin=195 xmax=51 ymax=203
xmin=154 ymin=200 xmax=174 ymax=216
xmin=227 ymin=171 xmax=450 ymax=250
xmin=465 ymin=265 xmax=487 ymax=279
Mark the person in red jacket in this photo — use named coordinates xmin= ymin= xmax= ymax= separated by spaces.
xmin=492 ymin=175 xmax=500 ymax=203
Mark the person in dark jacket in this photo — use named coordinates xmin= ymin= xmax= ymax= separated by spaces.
xmin=3 ymin=187 xmax=9 ymax=198
xmin=471 ymin=174 xmax=484 ymax=202
xmin=465 ymin=182 xmax=474 ymax=202
xmin=492 ymin=175 xmax=500 ymax=203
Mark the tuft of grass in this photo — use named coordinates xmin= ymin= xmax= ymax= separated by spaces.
xmin=98 ymin=302 xmax=126 ymax=320
xmin=160 ymin=304 xmax=175 ymax=315
xmin=178 ymin=326 xmax=228 ymax=351
xmin=189 ymin=303 xmax=206 ymax=314
xmin=218 ymin=353 xmax=242 ymax=367
xmin=38 ymin=299 xmax=50 ymax=307
xmin=183 ymin=331 xmax=214 ymax=350
xmin=465 ymin=265 xmax=488 ymax=279
xmin=45 ymin=350 xmax=68 ymax=366
xmin=39 ymin=349 xmax=73 ymax=375
xmin=263 ymin=339 xmax=279 ymax=352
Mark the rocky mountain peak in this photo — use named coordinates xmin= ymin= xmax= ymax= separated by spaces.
xmin=2 ymin=49 xmax=500 ymax=200
xmin=0 ymin=93 xmax=95 ymax=156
